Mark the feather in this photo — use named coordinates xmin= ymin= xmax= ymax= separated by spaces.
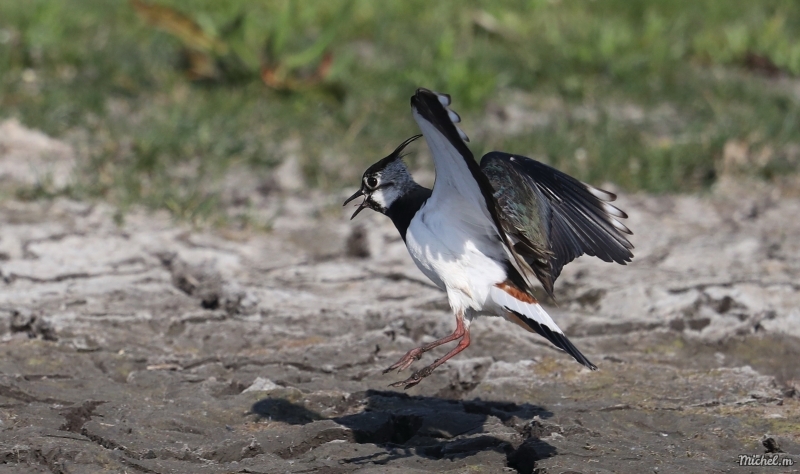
xmin=411 ymin=88 xmax=539 ymax=293
xmin=447 ymin=109 xmax=461 ymax=123
xmin=491 ymin=283 xmax=596 ymax=369
xmin=455 ymin=126 xmax=470 ymax=142
xmin=480 ymin=152 xmax=633 ymax=296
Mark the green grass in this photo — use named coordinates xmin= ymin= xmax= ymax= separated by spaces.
xmin=2 ymin=0 xmax=800 ymax=222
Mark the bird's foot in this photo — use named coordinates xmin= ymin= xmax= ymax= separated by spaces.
xmin=388 ymin=363 xmax=437 ymax=390
xmin=382 ymin=347 xmax=424 ymax=374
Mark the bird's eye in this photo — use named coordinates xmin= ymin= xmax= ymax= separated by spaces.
xmin=366 ymin=177 xmax=378 ymax=188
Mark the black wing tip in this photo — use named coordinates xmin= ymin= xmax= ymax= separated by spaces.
xmin=411 ymin=88 xmax=440 ymax=108
xmin=484 ymin=152 xmax=635 ymax=267
xmin=411 ymin=88 xmax=470 ymax=142
xmin=413 ymin=88 xmax=452 ymax=109
xmin=414 ymin=87 xmax=439 ymax=98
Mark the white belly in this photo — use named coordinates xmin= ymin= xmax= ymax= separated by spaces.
xmin=405 ymin=203 xmax=508 ymax=316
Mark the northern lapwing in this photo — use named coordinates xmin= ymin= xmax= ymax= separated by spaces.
xmin=344 ymin=88 xmax=633 ymax=389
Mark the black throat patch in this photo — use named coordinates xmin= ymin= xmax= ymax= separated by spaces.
xmin=384 ymin=185 xmax=432 ymax=241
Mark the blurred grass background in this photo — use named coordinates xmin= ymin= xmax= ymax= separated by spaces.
xmin=2 ymin=0 xmax=800 ymax=223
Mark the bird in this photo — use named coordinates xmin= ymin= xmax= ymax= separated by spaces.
xmin=344 ymin=88 xmax=633 ymax=389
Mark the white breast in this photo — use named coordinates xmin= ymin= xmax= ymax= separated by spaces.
xmin=405 ymin=199 xmax=508 ymax=316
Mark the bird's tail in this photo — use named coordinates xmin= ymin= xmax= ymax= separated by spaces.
xmin=490 ymin=283 xmax=596 ymax=370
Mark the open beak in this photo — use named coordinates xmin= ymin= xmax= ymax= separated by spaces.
xmin=343 ymin=188 xmax=368 ymax=220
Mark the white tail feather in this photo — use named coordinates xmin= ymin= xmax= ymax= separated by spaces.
xmin=489 ymin=286 xmax=564 ymax=335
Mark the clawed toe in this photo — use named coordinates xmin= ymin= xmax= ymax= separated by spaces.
xmin=382 ymin=357 xmax=415 ymax=374
xmin=382 ymin=348 xmax=423 ymax=374
xmin=388 ymin=373 xmax=421 ymax=389
xmin=388 ymin=364 xmax=436 ymax=390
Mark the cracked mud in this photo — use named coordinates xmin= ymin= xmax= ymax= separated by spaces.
xmin=1 ymin=132 xmax=800 ymax=472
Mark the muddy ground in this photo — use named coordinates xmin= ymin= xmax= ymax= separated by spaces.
xmin=1 ymin=122 xmax=799 ymax=473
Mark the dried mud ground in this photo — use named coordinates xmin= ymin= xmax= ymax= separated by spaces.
xmin=0 ymin=187 xmax=798 ymax=474
xmin=1 ymin=135 xmax=800 ymax=473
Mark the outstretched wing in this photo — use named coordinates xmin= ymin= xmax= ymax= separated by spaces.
xmin=480 ymin=152 xmax=633 ymax=297
xmin=410 ymin=89 xmax=538 ymax=287
xmin=409 ymin=88 xmax=490 ymax=217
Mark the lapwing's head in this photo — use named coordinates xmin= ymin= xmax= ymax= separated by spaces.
xmin=344 ymin=134 xmax=422 ymax=219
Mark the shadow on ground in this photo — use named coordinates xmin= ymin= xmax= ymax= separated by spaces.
xmin=252 ymin=389 xmax=555 ymax=473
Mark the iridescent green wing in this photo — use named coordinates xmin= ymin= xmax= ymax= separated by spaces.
xmin=480 ymin=152 xmax=633 ymax=297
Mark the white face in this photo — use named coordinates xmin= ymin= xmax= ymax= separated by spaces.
xmin=364 ymin=159 xmax=414 ymax=211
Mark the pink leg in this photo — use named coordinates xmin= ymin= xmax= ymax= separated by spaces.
xmin=383 ymin=312 xmax=466 ymax=374
xmin=389 ymin=329 xmax=472 ymax=389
